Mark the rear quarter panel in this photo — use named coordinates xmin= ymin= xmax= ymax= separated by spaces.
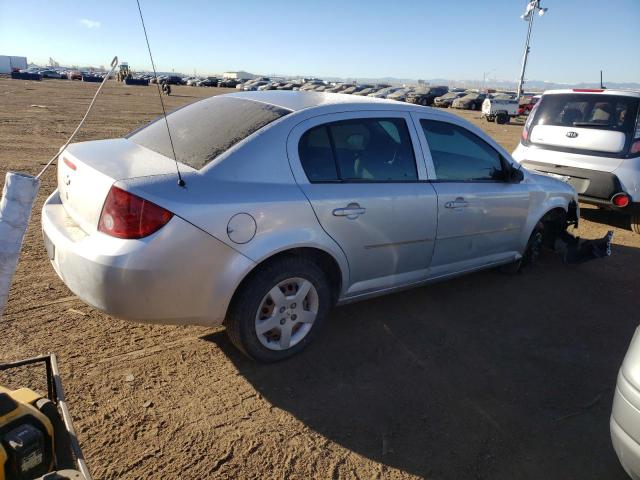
xmin=119 ymin=121 xmax=351 ymax=295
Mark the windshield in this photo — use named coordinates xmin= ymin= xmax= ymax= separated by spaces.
xmin=533 ymin=93 xmax=639 ymax=133
xmin=128 ymin=96 xmax=291 ymax=169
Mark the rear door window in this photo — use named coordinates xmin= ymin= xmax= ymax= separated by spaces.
xmin=298 ymin=118 xmax=418 ymax=182
xmin=128 ymin=96 xmax=290 ymax=169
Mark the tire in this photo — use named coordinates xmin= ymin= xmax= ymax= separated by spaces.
xmin=470 ymin=103 xmax=476 ymax=110
xmin=499 ymin=222 xmax=543 ymax=274
xmin=496 ymin=113 xmax=508 ymax=124
xmin=225 ymin=256 xmax=332 ymax=362
xmin=632 ymin=213 xmax=640 ymax=234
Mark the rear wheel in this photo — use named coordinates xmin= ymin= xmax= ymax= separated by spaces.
xmin=470 ymin=103 xmax=477 ymax=110
xmin=225 ymin=256 xmax=331 ymax=362
xmin=496 ymin=112 xmax=508 ymax=124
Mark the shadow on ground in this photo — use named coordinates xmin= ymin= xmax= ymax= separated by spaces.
xmin=204 ymin=245 xmax=639 ymax=479
xmin=580 ymin=206 xmax=633 ymax=232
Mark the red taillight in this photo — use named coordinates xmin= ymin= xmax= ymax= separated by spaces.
xmin=612 ymin=193 xmax=630 ymax=208
xmin=630 ymin=140 xmax=640 ymax=155
xmin=63 ymin=157 xmax=77 ymax=170
xmin=98 ymin=186 xmax=173 ymax=239
xmin=572 ymin=89 xmax=604 ymax=93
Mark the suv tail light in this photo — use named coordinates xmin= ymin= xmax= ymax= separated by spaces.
xmin=98 ymin=186 xmax=173 ymax=239
xmin=521 ymin=101 xmax=540 ymax=144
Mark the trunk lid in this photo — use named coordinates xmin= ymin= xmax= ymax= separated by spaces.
xmin=530 ymin=124 xmax=626 ymax=153
xmin=58 ymin=138 xmax=186 ymax=233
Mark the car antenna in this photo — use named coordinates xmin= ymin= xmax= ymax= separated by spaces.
xmin=136 ymin=0 xmax=185 ymax=187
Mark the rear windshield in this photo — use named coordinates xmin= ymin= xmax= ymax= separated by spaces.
xmin=532 ymin=93 xmax=639 ymax=133
xmin=128 ymin=96 xmax=290 ymax=169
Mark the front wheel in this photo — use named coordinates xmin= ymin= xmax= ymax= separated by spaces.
xmin=225 ymin=256 xmax=331 ymax=362
xmin=499 ymin=223 xmax=543 ymax=274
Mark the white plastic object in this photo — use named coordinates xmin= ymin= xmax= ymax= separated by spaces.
xmin=0 ymin=172 xmax=40 ymax=317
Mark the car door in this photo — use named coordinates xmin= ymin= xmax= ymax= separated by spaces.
xmin=287 ymin=111 xmax=438 ymax=296
xmin=412 ymin=115 xmax=531 ymax=274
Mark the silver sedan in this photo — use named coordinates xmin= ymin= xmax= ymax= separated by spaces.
xmin=42 ymin=91 xmax=578 ymax=362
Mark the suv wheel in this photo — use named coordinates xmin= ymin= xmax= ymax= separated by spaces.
xmin=225 ymin=256 xmax=331 ymax=362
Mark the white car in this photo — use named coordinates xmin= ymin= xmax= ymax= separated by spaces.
xmin=512 ymin=89 xmax=640 ymax=232
xmin=482 ymin=97 xmax=519 ymax=124
xmin=612 ymin=327 xmax=640 ymax=479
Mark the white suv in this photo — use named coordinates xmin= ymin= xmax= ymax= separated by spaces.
xmin=512 ymin=89 xmax=640 ymax=232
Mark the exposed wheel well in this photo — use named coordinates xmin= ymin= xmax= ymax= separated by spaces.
xmin=227 ymin=248 xmax=343 ymax=321
xmin=538 ymin=207 xmax=568 ymax=247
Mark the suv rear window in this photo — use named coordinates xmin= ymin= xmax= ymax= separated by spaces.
xmin=532 ymin=93 xmax=639 ymax=133
xmin=128 ymin=96 xmax=290 ymax=169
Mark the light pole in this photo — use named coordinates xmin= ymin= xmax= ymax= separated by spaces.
xmin=483 ymin=69 xmax=495 ymax=91
xmin=516 ymin=0 xmax=548 ymax=99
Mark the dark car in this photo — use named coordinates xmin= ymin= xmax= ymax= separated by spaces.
xmin=162 ymin=76 xmax=184 ymax=85
xmin=40 ymin=70 xmax=62 ymax=79
xmin=451 ymin=92 xmax=486 ymax=110
xmin=197 ymin=77 xmax=219 ymax=87
xmin=405 ymin=86 xmax=449 ymax=106
xmin=218 ymin=79 xmax=240 ymax=88
xmin=433 ymin=91 xmax=466 ymax=108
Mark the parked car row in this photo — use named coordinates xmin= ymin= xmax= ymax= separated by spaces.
xmin=18 ymin=67 xmax=108 ymax=81
xmin=226 ymin=80 xmax=526 ymax=112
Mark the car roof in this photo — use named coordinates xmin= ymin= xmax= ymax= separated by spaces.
xmin=543 ymin=88 xmax=640 ymax=98
xmin=226 ymin=90 xmax=404 ymax=112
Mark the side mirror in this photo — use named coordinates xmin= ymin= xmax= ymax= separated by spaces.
xmin=509 ymin=166 xmax=525 ymax=183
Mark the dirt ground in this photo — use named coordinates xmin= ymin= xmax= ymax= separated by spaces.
xmin=1 ymin=78 xmax=639 ymax=479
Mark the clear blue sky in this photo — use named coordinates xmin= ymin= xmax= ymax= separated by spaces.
xmin=1 ymin=0 xmax=638 ymax=83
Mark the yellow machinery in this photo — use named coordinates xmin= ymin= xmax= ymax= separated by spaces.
xmin=116 ymin=63 xmax=132 ymax=82
xmin=0 ymin=355 xmax=89 ymax=480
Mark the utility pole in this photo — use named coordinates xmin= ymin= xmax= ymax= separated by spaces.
xmin=517 ymin=0 xmax=547 ymax=99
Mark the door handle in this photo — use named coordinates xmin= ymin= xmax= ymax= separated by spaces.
xmin=444 ymin=197 xmax=469 ymax=209
xmin=333 ymin=203 xmax=366 ymax=219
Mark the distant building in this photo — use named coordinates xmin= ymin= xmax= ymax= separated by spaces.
xmin=0 ymin=55 xmax=27 ymax=74
xmin=223 ymin=71 xmax=255 ymax=80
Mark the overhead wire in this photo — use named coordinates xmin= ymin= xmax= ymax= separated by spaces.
xmin=135 ymin=0 xmax=185 ymax=187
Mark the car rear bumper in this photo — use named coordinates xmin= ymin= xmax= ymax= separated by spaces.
xmin=41 ymin=190 xmax=255 ymax=327
xmin=520 ymin=160 xmax=640 ymax=212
